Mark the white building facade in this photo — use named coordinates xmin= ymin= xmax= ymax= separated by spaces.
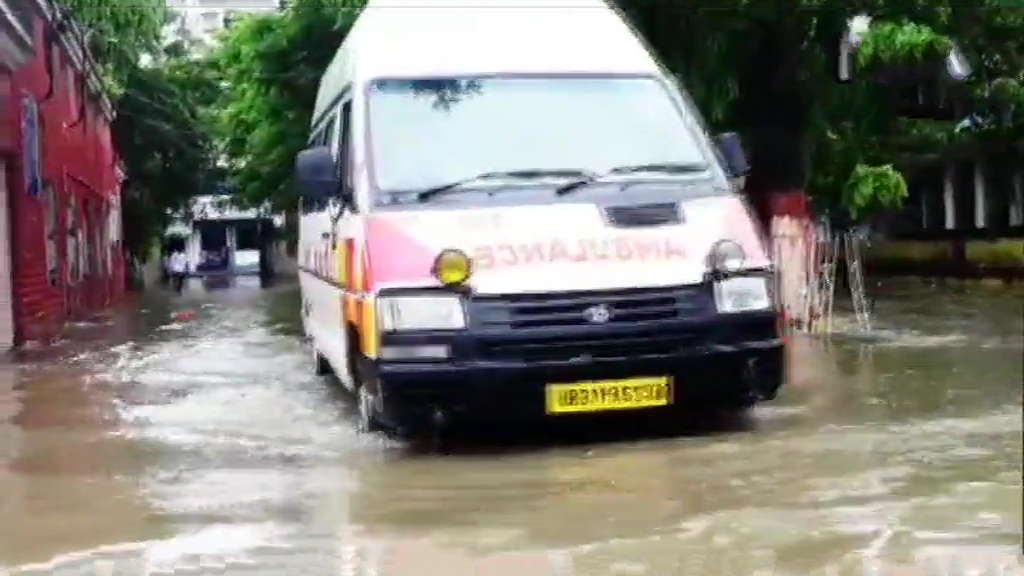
xmin=165 ymin=0 xmax=283 ymax=48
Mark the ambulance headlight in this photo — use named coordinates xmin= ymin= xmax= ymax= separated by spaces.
xmin=377 ymin=294 xmax=466 ymax=332
xmin=706 ymin=239 xmax=745 ymax=272
xmin=713 ymin=276 xmax=771 ymax=313
xmin=432 ymin=248 xmax=472 ymax=286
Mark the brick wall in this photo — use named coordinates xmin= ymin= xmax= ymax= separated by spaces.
xmin=0 ymin=7 xmax=124 ymax=345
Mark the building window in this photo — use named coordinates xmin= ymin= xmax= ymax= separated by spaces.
xmin=67 ymin=197 xmax=81 ymax=284
xmin=201 ymin=10 xmax=222 ymax=31
xmin=108 ymin=195 xmax=121 ymax=242
xmin=82 ymin=200 xmax=97 ymax=278
xmin=42 ymin=182 xmax=58 ymax=286
xmin=66 ymin=68 xmax=76 ymax=114
xmin=106 ymin=196 xmax=120 ymax=274
xmin=48 ymin=43 xmax=60 ymax=92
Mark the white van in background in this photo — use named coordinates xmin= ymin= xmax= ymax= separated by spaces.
xmin=295 ymin=0 xmax=782 ymax=435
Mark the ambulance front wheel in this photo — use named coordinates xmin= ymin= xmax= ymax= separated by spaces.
xmin=353 ymin=348 xmax=384 ymax=433
xmin=357 ymin=384 xmax=384 ymax=433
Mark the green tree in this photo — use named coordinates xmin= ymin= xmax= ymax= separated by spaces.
xmin=115 ymin=53 xmax=220 ymax=262
xmin=620 ymin=3 xmax=1022 ymax=219
xmin=209 ymin=0 xmax=1021 ymax=220
xmin=57 ymin=1 xmax=169 ymax=95
xmin=57 ymin=3 xmax=219 ymax=263
xmin=212 ymin=0 xmax=355 ymax=209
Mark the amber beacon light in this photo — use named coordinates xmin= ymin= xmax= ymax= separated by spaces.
xmin=432 ymin=249 xmax=472 ymax=286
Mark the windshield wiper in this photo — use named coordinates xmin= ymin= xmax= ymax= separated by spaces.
xmin=417 ymin=169 xmax=597 ymax=201
xmin=554 ymin=161 xmax=709 ymax=195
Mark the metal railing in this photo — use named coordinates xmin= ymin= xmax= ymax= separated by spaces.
xmin=771 ymin=216 xmax=872 ymax=335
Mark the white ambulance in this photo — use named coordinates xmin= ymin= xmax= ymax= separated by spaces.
xmin=295 ymin=0 xmax=783 ymax=435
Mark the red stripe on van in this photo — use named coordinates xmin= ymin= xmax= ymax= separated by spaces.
xmin=723 ymin=196 xmax=771 ymax=268
xmin=365 ymin=217 xmax=438 ymax=286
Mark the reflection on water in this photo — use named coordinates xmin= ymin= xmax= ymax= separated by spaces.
xmin=0 ymin=363 xmax=163 ymax=563
xmin=0 ymin=279 xmax=1019 ymax=574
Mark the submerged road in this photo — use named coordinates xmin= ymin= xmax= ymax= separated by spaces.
xmin=0 ymin=277 xmax=1020 ymax=575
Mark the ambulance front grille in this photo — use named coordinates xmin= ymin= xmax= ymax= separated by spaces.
xmin=480 ymin=331 xmax=704 ymax=362
xmin=469 ymin=285 xmax=709 ymax=330
xmin=473 ymin=316 xmax=778 ymax=363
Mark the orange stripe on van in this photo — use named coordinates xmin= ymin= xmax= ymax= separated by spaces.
xmin=343 ymin=238 xmax=359 ymax=324
xmin=357 ymin=244 xmax=377 ymax=357
xmin=334 ymin=237 xmax=378 ymax=357
xmin=360 ymin=243 xmax=376 ymax=356
xmin=342 ymin=239 xmax=374 ymax=356
xmin=335 ymin=238 xmax=347 ymax=286
xmin=359 ymin=295 xmax=378 ymax=358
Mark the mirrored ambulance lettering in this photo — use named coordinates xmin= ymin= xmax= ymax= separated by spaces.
xmin=472 ymin=238 xmax=687 ymax=269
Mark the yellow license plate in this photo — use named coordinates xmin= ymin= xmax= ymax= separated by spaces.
xmin=545 ymin=377 xmax=672 ymax=414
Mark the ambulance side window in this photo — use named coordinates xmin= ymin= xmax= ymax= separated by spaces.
xmin=301 ymin=127 xmax=321 ymax=214
xmin=322 ymin=116 xmax=336 ymax=152
xmin=338 ymin=100 xmax=355 ymax=212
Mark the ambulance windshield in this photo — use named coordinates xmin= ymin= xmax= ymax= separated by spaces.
xmin=367 ymin=76 xmax=712 ymax=195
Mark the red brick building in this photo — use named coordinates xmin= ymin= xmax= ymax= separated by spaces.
xmin=0 ymin=0 xmax=125 ymax=348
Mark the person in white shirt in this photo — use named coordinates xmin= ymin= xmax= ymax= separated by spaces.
xmin=168 ymin=250 xmax=189 ymax=293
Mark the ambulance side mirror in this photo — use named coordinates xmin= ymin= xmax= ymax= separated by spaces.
xmin=714 ymin=132 xmax=749 ymax=177
xmin=295 ymin=145 xmax=338 ymax=200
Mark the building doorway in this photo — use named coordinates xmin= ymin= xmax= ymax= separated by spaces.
xmin=196 ymin=221 xmax=229 ymax=273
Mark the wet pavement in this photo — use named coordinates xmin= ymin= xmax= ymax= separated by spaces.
xmin=0 ymin=276 xmax=1020 ymax=575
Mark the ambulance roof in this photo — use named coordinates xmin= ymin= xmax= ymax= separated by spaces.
xmin=312 ymin=0 xmax=660 ymax=124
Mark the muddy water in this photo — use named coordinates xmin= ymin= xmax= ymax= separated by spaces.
xmin=0 ymin=277 xmax=1020 ymax=575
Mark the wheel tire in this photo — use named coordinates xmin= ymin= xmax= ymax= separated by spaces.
xmin=313 ymin=347 xmax=332 ymax=376
xmin=352 ymin=350 xmax=384 ymax=433
xmin=356 ymin=384 xmax=383 ymax=433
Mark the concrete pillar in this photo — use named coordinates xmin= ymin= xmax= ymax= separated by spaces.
xmin=187 ymin=229 xmax=201 ymax=272
xmin=226 ymin=224 xmax=236 ymax=272
xmin=973 ymin=158 xmax=986 ymax=229
xmin=943 ymin=164 xmax=956 ymax=230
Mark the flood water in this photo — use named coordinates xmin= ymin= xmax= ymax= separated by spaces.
xmin=0 ymin=277 xmax=1020 ymax=575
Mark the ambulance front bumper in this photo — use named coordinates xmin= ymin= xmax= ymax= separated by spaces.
xmin=372 ymin=309 xmax=785 ymax=425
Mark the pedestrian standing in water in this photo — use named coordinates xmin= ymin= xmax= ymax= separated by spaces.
xmin=168 ymin=249 xmax=189 ymax=294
